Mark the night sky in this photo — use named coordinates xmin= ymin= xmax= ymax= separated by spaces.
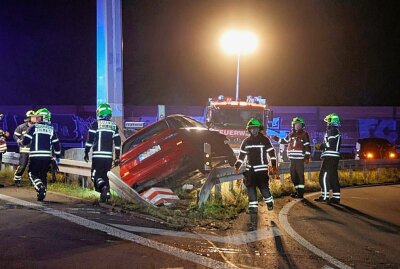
xmin=1 ymin=0 xmax=399 ymax=106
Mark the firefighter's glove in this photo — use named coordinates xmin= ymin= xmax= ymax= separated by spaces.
xmin=84 ymin=152 xmax=89 ymax=163
xmin=314 ymin=144 xmax=322 ymax=150
xmin=113 ymin=159 xmax=120 ymax=167
xmin=268 ymin=166 xmax=278 ymax=175
xmin=270 ymin=135 xmax=279 ymax=142
xmin=304 ymin=158 xmax=310 ymax=164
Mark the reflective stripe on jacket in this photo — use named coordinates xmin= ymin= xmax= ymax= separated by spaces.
xmin=321 ymin=126 xmax=341 ymax=158
xmin=85 ymin=120 xmax=121 ymax=159
xmin=236 ymin=133 xmax=276 ymax=172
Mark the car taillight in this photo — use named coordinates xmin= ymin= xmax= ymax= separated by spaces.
xmin=389 ymin=152 xmax=396 ymax=159
xmin=366 ymin=152 xmax=374 ymax=159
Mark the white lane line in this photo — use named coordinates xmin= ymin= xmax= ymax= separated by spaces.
xmin=109 ymin=223 xmax=281 ymax=245
xmin=278 ymin=194 xmax=353 ymax=269
xmin=0 ymin=194 xmax=237 ymax=269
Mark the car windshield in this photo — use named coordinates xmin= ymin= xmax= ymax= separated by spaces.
xmin=211 ymin=108 xmax=264 ymax=128
xmin=361 ymin=138 xmax=392 ymax=148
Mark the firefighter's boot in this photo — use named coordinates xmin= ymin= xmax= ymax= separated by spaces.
xmin=100 ymin=186 xmax=109 ymax=203
xmin=314 ymin=196 xmax=329 ymax=203
xmin=297 ymin=188 xmax=304 ymax=199
xmin=248 ymin=207 xmax=258 ymax=214
xmin=37 ymin=186 xmax=46 ymax=201
xmin=329 ymin=197 xmax=340 ymax=204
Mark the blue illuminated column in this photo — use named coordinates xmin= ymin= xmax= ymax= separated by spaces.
xmin=97 ymin=0 xmax=124 ymax=128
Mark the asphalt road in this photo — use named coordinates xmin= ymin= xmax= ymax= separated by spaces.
xmin=288 ymin=184 xmax=400 ymax=269
xmin=0 ymin=188 xmax=207 ymax=269
xmin=0 ymin=183 xmax=399 ymax=269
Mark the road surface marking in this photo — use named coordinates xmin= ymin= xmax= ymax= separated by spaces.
xmin=321 ymin=265 xmax=335 ymax=269
xmin=0 ymin=194 xmax=237 ymax=269
xmin=109 ymin=223 xmax=281 ymax=245
xmin=278 ymin=194 xmax=353 ymax=269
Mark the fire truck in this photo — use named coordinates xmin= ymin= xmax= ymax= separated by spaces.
xmin=205 ymin=95 xmax=272 ymax=153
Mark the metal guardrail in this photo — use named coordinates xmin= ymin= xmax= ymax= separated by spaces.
xmin=2 ymin=152 xmax=399 ymax=207
xmin=58 ymin=159 xmax=91 ymax=177
xmin=1 ymin=152 xmax=152 ymax=206
xmin=197 ymin=158 xmax=400 ymax=207
xmin=108 ymin=167 xmax=154 ymax=206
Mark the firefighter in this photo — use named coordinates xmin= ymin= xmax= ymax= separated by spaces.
xmin=84 ymin=103 xmax=121 ymax=203
xmin=22 ymin=108 xmax=61 ymax=201
xmin=0 ymin=114 xmax=8 ymax=187
xmin=0 ymin=129 xmax=6 ymax=161
xmin=314 ymin=113 xmax=342 ymax=204
xmin=13 ymin=110 xmax=35 ymax=187
xmin=0 ymin=113 xmax=10 ymax=163
xmin=234 ymin=118 xmax=277 ymax=214
xmin=271 ymin=117 xmax=311 ymax=199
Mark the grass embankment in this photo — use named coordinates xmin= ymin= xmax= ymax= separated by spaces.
xmin=1 ymin=165 xmax=399 ymax=229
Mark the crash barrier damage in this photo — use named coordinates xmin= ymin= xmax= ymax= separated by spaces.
xmin=2 ymin=151 xmax=399 ymax=207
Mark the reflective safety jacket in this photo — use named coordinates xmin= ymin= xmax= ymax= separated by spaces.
xmin=0 ymin=129 xmax=6 ymax=153
xmin=14 ymin=123 xmax=31 ymax=153
xmin=235 ymin=133 xmax=277 ymax=172
xmin=85 ymin=120 xmax=121 ymax=159
xmin=278 ymin=129 xmax=311 ymax=160
xmin=321 ymin=126 xmax=341 ymax=158
xmin=22 ymin=123 xmax=61 ymax=158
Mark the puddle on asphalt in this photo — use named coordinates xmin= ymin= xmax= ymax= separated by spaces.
xmin=207 ymin=246 xmax=241 ymax=254
xmin=66 ymin=207 xmax=119 ymax=216
xmin=2 ymin=203 xmax=25 ymax=210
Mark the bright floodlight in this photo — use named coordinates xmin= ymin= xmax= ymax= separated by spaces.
xmin=220 ymin=30 xmax=258 ymax=55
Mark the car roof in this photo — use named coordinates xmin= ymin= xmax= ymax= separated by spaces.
xmin=124 ymin=114 xmax=205 ymax=140
xmin=357 ymin=137 xmax=392 ymax=145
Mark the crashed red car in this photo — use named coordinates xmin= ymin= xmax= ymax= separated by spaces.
xmin=120 ymin=115 xmax=236 ymax=192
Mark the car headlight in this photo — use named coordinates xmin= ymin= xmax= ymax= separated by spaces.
xmin=366 ymin=152 xmax=374 ymax=159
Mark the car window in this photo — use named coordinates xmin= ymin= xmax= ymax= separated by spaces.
xmin=167 ymin=116 xmax=204 ymax=129
xmin=122 ymin=121 xmax=168 ymax=154
xmin=183 ymin=116 xmax=205 ymax=128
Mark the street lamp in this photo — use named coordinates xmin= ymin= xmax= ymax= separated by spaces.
xmin=220 ymin=30 xmax=258 ymax=101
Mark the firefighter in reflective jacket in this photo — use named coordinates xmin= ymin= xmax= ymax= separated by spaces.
xmin=314 ymin=113 xmax=342 ymax=204
xmin=0 ymin=129 xmax=7 ymax=159
xmin=234 ymin=118 xmax=277 ymax=213
xmin=22 ymin=108 xmax=61 ymax=201
xmin=13 ymin=110 xmax=35 ymax=187
xmin=84 ymin=103 xmax=121 ymax=203
xmin=0 ymin=115 xmax=8 ymax=187
xmin=271 ymin=117 xmax=311 ymax=198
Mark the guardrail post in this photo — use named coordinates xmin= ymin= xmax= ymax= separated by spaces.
xmin=204 ymin=143 xmax=222 ymax=200
xmin=214 ymin=183 xmax=222 ymax=202
xmin=80 ymin=176 xmax=87 ymax=188
xmin=198 ymin=168 xmax=216 ymax=207
xmin=363 ymin=161 xmax=368 ymax=184
xmin=349 ymin=168 xmax=353 ymax=184
xmin=377 ymin=168 xmax=383 ymax=180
